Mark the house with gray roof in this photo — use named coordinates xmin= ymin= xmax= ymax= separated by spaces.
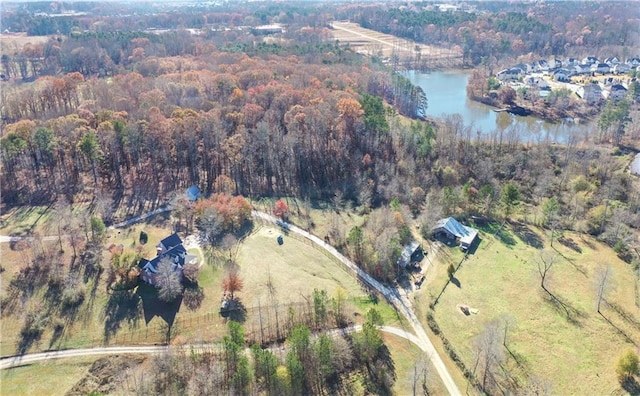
xmin=139 ymin=233 xmax=198 ymax=286
xmin=397 ymin=241 xmax=423 ymax=268
xmin=432 ymin=217 xmax=478 ymax=251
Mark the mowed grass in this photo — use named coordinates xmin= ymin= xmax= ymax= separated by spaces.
xmin=2 ymin=209 xmax=402 ymax=357
xmin=384 ymin=333 xmax=446 ymax=395
xmin=1 ymin=356 xmax=96 ymax=395
xmin=236 ymin=226 xmax=403 ymax=327
xmin=422 ymin=222 xmax=639 ymax=395
xmin=0 ymin=205 xmax=55 ymax=236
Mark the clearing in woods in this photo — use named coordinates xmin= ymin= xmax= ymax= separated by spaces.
xmin=330 ymin=21 xmax=463 ymax=67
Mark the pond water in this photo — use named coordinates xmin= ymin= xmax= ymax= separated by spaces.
xmin=403 ymin=70 xmax=594 ymax=144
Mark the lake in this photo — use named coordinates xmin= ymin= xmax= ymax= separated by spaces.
xmin=403 ymin=70 xmax=594 ymax=144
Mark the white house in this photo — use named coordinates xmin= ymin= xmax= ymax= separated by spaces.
xmin=496 ymin=68 xmax=523 ymax=82
xmin=582 ymin=56 xmax=599 ymax=65
xmin=549 ymin=58 xmax=562 ymax=69
xmin=613 ymin=63 xmax=631 ymax=74
xmin=608 ymin=84 xmax=628 ymax=101
xmin=591 ymin=63 xmax=610 ymax=74
xmin=626 ymin=57 xmax=640 ymax=67
xmin=604 ymin=56 xmax=621 ymax=65
xmin=575 ymin=64 xmax=593 ymax=74
xmin=576 ymin=83 xmax=603 ymax=104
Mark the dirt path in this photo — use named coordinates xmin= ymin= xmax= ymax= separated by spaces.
xmin=253 ymin=211 xmax=461 ymax=396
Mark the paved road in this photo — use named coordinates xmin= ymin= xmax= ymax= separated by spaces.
xmin=253 ymin=211 xmax=461 ymax=396
xmin=1 ymin=325 xmax=422 ymax=370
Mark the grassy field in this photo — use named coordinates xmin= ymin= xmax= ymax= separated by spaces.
xmin=420 ymin=221 xmax=639 ymax=395
xmin=1 ymin=206 xmax=402 ymax=356
xmin=329 ymin=21 xmax=462 ymax=67
xmin=0 ymin=34 xmax=50 ymax=55
xmin=236 ymin=225 xmax=404 ymax=330
xmin=0 ymin=205 xmax=55 ymax=236
xmin=0 ymin=214 xmax=226 ymax=356
xmin=384 ymin=332 xmax=447 ymax=395
xmin=1 ymin=356 xmax=97 ymax=395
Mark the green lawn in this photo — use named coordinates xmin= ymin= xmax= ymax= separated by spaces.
xmin=384 ymin=333 xmax=446 ymax=395
xmin=236 ymin=226 xmax=404 ymax=334
xmin=1 ymin=356 xmax=96 ymax=395
xmin=0 ymin=205 xmax=55 ymax=236
xmin=421 ymin=222 xmax=639 ymax=395
xmin=2 ymin=211 xmax=402 ymax=357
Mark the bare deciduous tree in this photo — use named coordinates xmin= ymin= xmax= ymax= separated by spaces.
xmin=156 ymin=257 xmax=184 ymax=302
xmin=221 ymin=234 xmax=239 ymax=263
xmin=537 ymin=253 xmax=557 ymax=293
xmin=412 ymin=353 xmax=432 ymax=396
xmin=472 ymin=320 xmax=505 ymax=394
xmin=182 ymin=263 xmax=199 ymax=284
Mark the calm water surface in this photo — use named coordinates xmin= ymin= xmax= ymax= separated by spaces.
xmin=404 ymin=70 xmax=593 ymax=144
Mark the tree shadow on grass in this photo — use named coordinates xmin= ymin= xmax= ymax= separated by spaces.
xmin=495 ymin=227 xmax=516 ymax=247
xmin=364 ymin=344 xmax=396 ymax=396
xmin=599 ymin=311 xmax=637 ymax=346
xmin=450 ymin=277 xmax=461 ymax=288
xmin=552 ymin=245 xmax=588 ymax=277
xmin=511 ymin=222 xmax=543 ymax=249
xmin=220 ymin=298 xmax=247 ymax=323
xmin=103 ymin=288 xmax=143 ymax=342
xmin=542 ymin=290 xmax=586 ymax=327
xmin=621 ymin=376 xmax=640 ymax=395
xmin=557 ymin=236 xmax=582 ymax=253
xmin=608 ymin=301 xmax=640 ymax=331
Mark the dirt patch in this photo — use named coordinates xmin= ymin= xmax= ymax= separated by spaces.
xmin=330 ymin=22 xmax=462 ymax=68
xmin=65 ymin=355 xmax=146 ymax=396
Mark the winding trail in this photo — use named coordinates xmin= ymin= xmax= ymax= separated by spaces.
xmin=253 ymin=211 xmax=461 ymax=396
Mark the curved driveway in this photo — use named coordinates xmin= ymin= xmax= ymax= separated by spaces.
xmin=253 ymin=211 xmax=461 ymax=395
xmin=0 ymin=208 xmax=460 ymax=394
xmin=2 ymin=325 xmax=424 ymax=370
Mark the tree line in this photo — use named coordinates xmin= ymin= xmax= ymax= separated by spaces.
xmin=134 ymin=308 xmax=396 ymax=395
xmin=340 ymin=1 xmax=638 ymax=65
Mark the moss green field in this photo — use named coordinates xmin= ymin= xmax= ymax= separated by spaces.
xmin=420 ymin=221 xmax=639 ymax=395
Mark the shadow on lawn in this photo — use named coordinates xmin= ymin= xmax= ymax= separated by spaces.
xmin=103 ymin=288 xmax=143 ymax=342
xmin=608 ymin=302 xmax=640 ymax=331
xmin=511 ymin=222 xmax=544 ymax=249
xmin=496 ymin=226 xmax=516 ymax=247
xmin=542 ymin=290 xmax=586 ymax=327
xmin=621 ymin=376 xmax=640 ymax=395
